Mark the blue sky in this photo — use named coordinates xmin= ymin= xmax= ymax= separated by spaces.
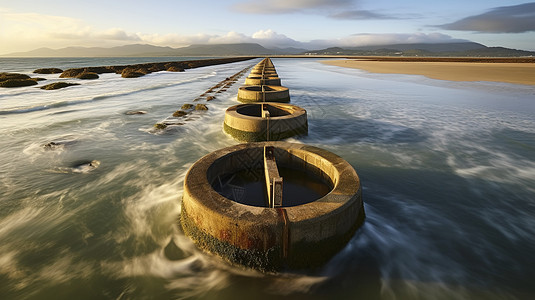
xmin=1 ymin=0 xmax=534 ymax=54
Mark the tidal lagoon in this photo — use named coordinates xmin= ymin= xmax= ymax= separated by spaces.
xmin=1 ymin=57 xmax=534 ymax=299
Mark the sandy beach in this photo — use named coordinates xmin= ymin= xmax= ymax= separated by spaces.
xmin=322 ymin=59 xmax=535 ymax=85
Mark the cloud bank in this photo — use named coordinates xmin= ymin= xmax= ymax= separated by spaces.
xmin=438 ymin=2 xmax=535 ymax=33
xmin=0 ymin=9 xmax=469 ymax=54
xmin=233 ymin=0 xmax=354 ymax=14
xmin=328 ymin=10 xmax=398 ymax=20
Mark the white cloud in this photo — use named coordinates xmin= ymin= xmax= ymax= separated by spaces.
xmin=137 ymin=29 xmax=301 ymax=49
xmin=234 ymin=0 xmax=354 ymax=14
xmin=307 ymin=32 xmax=468 ymax=49
xmin=437 ymin=3 xmax=535 ymax=33
xmin=0 ymin=10 xmax=142 ymax=53
xmin=0 ymin=8 xmax=471 ymax=55
xmin=251 ymin=30 xmax=301 ymax=47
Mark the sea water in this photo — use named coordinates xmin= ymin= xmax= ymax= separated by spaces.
xmin=0 ymin=57 xmax=534 ymax=299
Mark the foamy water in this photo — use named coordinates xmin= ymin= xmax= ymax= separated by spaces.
xmin=0 ymin=57 xmax=534 ymax=299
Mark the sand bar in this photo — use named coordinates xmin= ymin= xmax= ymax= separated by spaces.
xmin=321 ymin=59 xmax=535 ymax=86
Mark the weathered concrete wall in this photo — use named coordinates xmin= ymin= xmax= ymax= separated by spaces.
xmin=244 ymin=76 xmax=281 ymax=86
xmin=237 ymin=85 xmax=290 ymax=103
xmin=224 ymin=103 xmax=308 ymax=142
xmin=180 ymin=142 xmax=365 ymax=271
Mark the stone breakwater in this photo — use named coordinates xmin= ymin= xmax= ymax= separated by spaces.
xmin=57 ymin=57 xmax=256 ymax=79
xmin=0 ymin=57 xmax=256 ymax=88
xmin=150 ymin=63 xmax=254 ymax=132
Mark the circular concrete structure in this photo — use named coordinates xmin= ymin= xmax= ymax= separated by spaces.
xmin=224 ymin=102 xmax=308 ymax=142
xmin=244 ymin=76 xmax=281 ymax=86
xmin=237 ymin=85 xmax=290 ymax=103
xmin=250 ymin=69 xmax=278 ymax=76
xmin=180 ymin=141 xmax=365 ymax=271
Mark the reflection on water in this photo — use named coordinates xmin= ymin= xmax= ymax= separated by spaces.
xmin=0 ymin=57 xmax=534 ymax=299
xmin=212 ymin=167 xmax=331 ymax=207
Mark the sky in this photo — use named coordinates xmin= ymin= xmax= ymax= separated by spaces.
xmin=1 ymin=0 xmax=534 ymax=54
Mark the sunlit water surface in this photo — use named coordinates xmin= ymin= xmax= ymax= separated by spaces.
xmin=1 ymin=58 xmax=534 ymax=299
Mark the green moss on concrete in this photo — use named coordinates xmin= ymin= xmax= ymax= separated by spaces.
xmin=180 ymin=207 xmax=284 ymax=272
xmin=287 ymin=200 xmax=366 ymax=269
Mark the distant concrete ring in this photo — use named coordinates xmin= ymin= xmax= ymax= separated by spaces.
xmin=224 ymin=102 xmax=307 ymax=142
xmin=180 ymin=141 xmax=365 ymax=271
xmin=237 ymin=85 xmax=290 ymax=103
xmin=244 ymin=76 xmax=281 ymax=86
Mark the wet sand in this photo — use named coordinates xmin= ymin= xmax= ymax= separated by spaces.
xmin=321 ymin=59 xmax=535 ymax=86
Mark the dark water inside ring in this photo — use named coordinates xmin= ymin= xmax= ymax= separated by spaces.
xmin=212 ymin=167 xmax=332 ymax=207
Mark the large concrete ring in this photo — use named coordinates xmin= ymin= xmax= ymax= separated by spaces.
xmin=244 ymin=76 xmax=281 ymax=86
xmin=224 ymin=102 xmax=307 ymax=142
xmin=237 ymin=85 xmax=290 ymax=103
xmin=180 ymin=141 xmax=365 ymax=271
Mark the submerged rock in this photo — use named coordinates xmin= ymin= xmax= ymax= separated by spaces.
xmin=154 ymin=123 xmax=167 ymax=130
xmin=40 ymin=82 xmax=80 ymax=90
xmin=125 ymin=110 xmax=148 ymax=115
xmin=77 ymin=72 xmax=99 ymax=80
xmin=121 ymin=68 xmax=146 ymax=78
xmin=52 ymin=160 xmax=100 ymax=174
xmin=71 ymin=160 xmax=100 ymax=173
xmin=0 ymin=73 xmax=43 ymax=88
xmin=195 ymin=104 xmax=208 ymax=111
xmin=33 ymin=68 xmax=63 ymax=74
xmin=206 ymin=96 xmax=216 ymax=101
xmin=43 ymin=139 xmax=78 ymax=150
xmin=167 ymin=66 xmax=185 ymax=72
xmin=0 ymin=79 xmax=38 ymax=88
xmin=60 ymin=68 xmax=85 ymax=78
xmin=172 ymin=110 xmax=188 ymax=117
xmin=0 ymin=72 xmax=30 ymax=81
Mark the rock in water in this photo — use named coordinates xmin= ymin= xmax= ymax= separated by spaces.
xmin=52 ymin=160 xmax=101 ymax=174
xmin=195 ymin=104 xmax=208 ymax=111
xmin=33 ymin=68 xmax=63 ymax=74
xmin=40 ymin=82 xmax=80 ymax=90
xmin=76 ymin=72 xmax=99 ymax=80
xmin=125 ymin=110 xmax=147 ymax=115
xmin=0 ymin=79 xmax=38 ymax=88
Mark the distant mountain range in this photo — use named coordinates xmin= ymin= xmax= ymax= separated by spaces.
xmin=3 ymin=42 xmax=534 ymax=57
xmin=306 ymin=42 xmax=535 ymax=57
xmin=3 ymin=43 xmax=305 ymax=57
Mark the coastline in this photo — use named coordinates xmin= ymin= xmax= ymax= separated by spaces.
xmin=321 ymin=59 xmax=535 ymax=86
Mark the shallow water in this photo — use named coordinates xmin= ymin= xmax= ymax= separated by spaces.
xmin=0 ymin=57 xmax=534 ymax=299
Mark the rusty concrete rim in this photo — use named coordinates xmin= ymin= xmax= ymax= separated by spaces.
xmin=181 ymin=141 xmax=363 ymax=271
xmin=183 ymin=141 xmax=360 ymax=225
